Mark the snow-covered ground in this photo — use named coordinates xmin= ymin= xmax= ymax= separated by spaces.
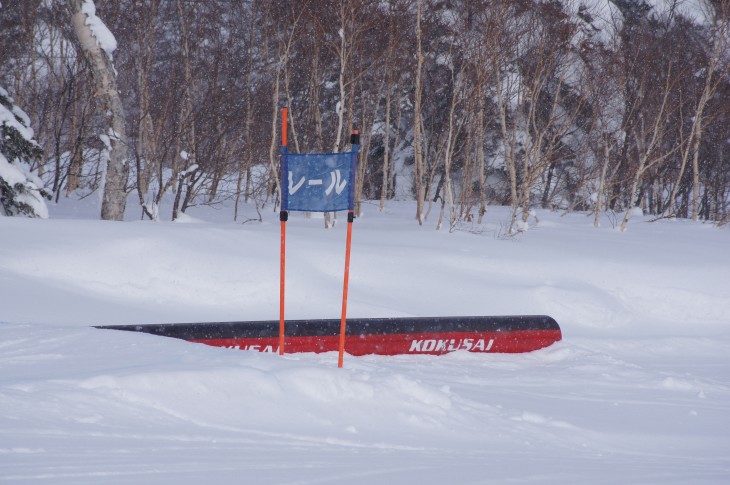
xmin=2 ymin=199 xmax=729 ymax=484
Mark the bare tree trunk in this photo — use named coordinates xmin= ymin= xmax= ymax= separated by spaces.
xmin=690 ymin=128 xmax=704 ymax=221
xmin=620 ymin=69 xmax=675 ymax=232
xmin=380 ymin=69 xmax=393 ymax=211
xmin=284 ymin=56 xmax=300 ymax=154
xmin=66 ymin=83 xmax=86 ymax=195
xmin=310 ymin=36 xmax=324 ymax=154
xmin=133 ymin=0 xmax=160 ymax=220
xmin=235 ymin=9 xmax=257 ymax=220
xmin=324 ymin=0 xmax=352 ymax=229
xmin=413 ymin=0 xmax=425 ymax=225
xmin=692 ymin=18 xmax=728 ymax=220
xmin=495 ymin=67 xmax=519 ymax=234
xmin=267 ymin=40 xmax=283 ymax=206
xmin=390 ymin=88 xmax=403 ymax=199
xmin=458 ymin=110 xmax=474 ymax=221
xmin=70 ymin=0 xmax=128 ymax=221
xmin=354 ymin=79 xmax=383 ymax=217
xmin=476 ymin=100 xmax=487 ymax=224
xmin=436 ymin=55 xmax=463 ymax=232
xmin=172 ymin=0 xmax=197 ymax=221
xmin=267 ymin=11 xmax=300 ymax=211
xmin=670 ymin=58 xmax=718 ymax=220
xmin=236 ymin=23 xmax=256 ymax=219
xmin=332 ymin=0 xmax=348 ymax=155
xmin=594 ymin=142 xmax=612 ymax=228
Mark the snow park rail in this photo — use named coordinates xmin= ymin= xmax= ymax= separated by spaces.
xmin=96 ymin=315 xmax=562 ymax=356
xmin=95 ymin=109 xmax=561 ymax=363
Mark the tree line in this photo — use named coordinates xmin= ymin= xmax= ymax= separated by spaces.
xmin=0 ymin=0 xmax=728 ymax=230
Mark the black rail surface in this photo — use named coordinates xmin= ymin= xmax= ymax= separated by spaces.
xmin=96 ymin=315 xmax=559 ymax=340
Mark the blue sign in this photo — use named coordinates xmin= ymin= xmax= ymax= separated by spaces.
xmin=281 ymin=150 xmax=357 ymax=212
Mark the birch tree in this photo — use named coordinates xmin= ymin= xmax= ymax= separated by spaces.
xmin=69 ymin=0 xmax=128 ymax=221
xmin=412 ymin=0 xmax=426 ymax=225
xmin=619 ymin=64 xmax=678 ymax=232
xmin=671 ymin=9 xmax=728 ymax=221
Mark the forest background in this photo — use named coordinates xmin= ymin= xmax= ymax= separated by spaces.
xmin=0 ymin=0 xmax=728 ymax=233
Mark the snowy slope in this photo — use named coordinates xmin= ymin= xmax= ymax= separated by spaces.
xmin=1 ymin=201 xmax=729 ymax=484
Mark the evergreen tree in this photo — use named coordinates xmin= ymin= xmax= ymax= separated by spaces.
xmin=0 ymin=86 xmax=49 ymax=218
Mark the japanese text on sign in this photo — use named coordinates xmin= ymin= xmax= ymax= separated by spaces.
xmin=281 ymin=152 xmax=355 ymax=212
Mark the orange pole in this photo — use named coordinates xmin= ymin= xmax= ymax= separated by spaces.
xmin=279 ymin=216 xmax=286 ymax=355
xmin=279 ymin=107 xmax=288 ymax=356
xmin=338 ymin=211 xmax=354 ymax=368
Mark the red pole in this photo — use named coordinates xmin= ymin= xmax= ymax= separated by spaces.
xmin=338 ymin=211 xmax=354 ymax=368
xmin=279 ymin=215 xmax=286 ymax=355
xmin=279 ymin=107 xmax=288 ymax=356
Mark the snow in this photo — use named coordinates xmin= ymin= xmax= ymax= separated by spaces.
xmin=570 ymin=0 xmax=713 ymax=47
xmin=81 ymin=0 xmax=118 ymax=57
xmin=0 ymin=87 xmax=36 ymax=142
xmin=1 ymin=200 xmax=729 ymax=483
xmin=98 ymin=132 xmax=111 ymax=151
xmin=645 ymin=0 xmax=710 ymax=24
xmin=0 ymin=152 xmax=26 ymax=187
xmin=0 ymin=89 xmax=48 ymax=218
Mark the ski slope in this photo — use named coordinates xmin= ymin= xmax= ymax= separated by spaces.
xmin=1 ymin=201 xmax=729 ymax=484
